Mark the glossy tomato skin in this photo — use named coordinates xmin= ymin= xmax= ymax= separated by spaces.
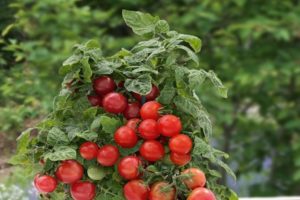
xmin=170 ymin=152 xmax=191 ymax=166
xmin=182 ymin=168 xmax=206 ymax=189
xmin=138 ymin=119 xmax=160 ymax=140
xmin=126 ymin=118 xmax=141 ymax=132
xmin=123 ymin=179 xmax=149 ymax=200
xmin=169 ymin=134 xmax=192 ymax=154
xmin=133 ymin=85 xmax=160 ymax=102
xmin=118 ymin=156 xmax=141 ymax=180
xmin=139 ymin=140 xmax=165 ymax=162
xmin=93 ymin=76 xmax=116 ymax=95
xmin=79 ymin=142 xmax=98 ymax=160
xmin=187 ymin=187 xmax=216 ymax=200
xmin=70 ymin=181 xmax=96 ymax=200
xmin=149 ymin=182 xmax=175 ymax=200
xmin=55 ymin=160 xmax=83 ymax=184
xmin=140 ymin=101 xmax=161 ymax=120
xmin=102 ymin=92 xmax=127 ymax=114
xmin=123 ymin=102 xmax=141 ymax=119
xmin=34 ymin=174 xmax=57 ymax=193
xmin=114 ymin=126 xmax=138 ymax=148
xmin=157 ymin=115 xmax=182 ymax=137
xmin=87 ymin=95 xmax=102 ymax=107
xmin=97 ymin=145 xmax=120 ymax=166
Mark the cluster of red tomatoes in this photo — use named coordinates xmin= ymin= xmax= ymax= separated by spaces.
xmin=34 ymin=76 xmax=216 ymax=200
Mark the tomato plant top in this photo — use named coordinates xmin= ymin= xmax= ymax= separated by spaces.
xmin=10 ymin=10 xmax=237 ymax=200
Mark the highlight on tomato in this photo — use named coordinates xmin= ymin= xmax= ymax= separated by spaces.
xmin=114 ymin=126 xmax=138 ymax=148
xmin=79 ymin=141 xmax=98 ymax=160
xmin=34 ymin=174 xmax=57 ymax=193
xmin=97 ymin=144 xmax=120 ymax=166
xmin=118 ymin=156 xmax=141 ymax=180
xmin=55 ymin=160 xmax=83 ymax=184
xmin=140 ymin=101 xmax=161 ymax=120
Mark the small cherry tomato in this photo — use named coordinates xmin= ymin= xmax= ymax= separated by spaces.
xmin=126 ymin=118 xmax=141 ymax=132
xmin=87 ymin=95 xmax=102 ymax=107
xmin=170 ymin=152 xmax=191 ymax=166
xmin=34 ymin=174 xmax=57 ymax=193
xmin=149 ymin=182 xmax=175 ymax=200
xmin=55 ymin=160 xmax=83 ymax=183
xmin=157 ymin=115 xmax=182 ymax=137
xmin=139 ymin=140 xmax=165 ymax=162
xmin=169 ymin=134 xmax=192 ymax=154
xmin=114 ymin=126 xmax=138 ymax=148
xmin=93 ymin=76 xmax=116 ymax=95
xmin=123 ymin=179 xmax=149 ymax=200
xmin=118 ymin=156 xmax=141 ymax=180
xmin=140 ymin=101 xmax=161 ymax=120
xmin=138 ymin=119 xmax=160 ymax=140
xmin=102 ymin=92 xmax=128 ymax=114
xmin=133 ymin=85 xmax=160 ymax=102
xmin=79 ymin=142 xmax=98 ymax=160
xmin=97 ymin=145 xmax=120 ymax=166
xmin=123 ymin=102 xmax=141 ymax=119
xmin=70 ymin=181 xmax=96 ymax=200
xmin=182 ymin=168 xmax=206 ymax=189
xmin=187 ymin=187 xmax=216 ymax=200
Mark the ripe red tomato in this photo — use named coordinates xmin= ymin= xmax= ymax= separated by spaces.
xmin=138 ymin=119 xmax=160 ymax=140
xmin=157 ymin=115 xmax=182 ymax=137
xmin=169 ymin=134 xmax=192 ymax=154
xmin=123 ymin=102 xmax=141 ymax=119
xmin=170 ymin=152 xmax=191 ymax=166
xmin=87 ymin=95 xmax=102 ymax=107
xmin=149 ymin=182 xmax=175 ymax=200
xmin=114 ymin=126 xmax=138 ymax=148
xmin=140 ymin=101 xmax=161 ymax=120
xmin=97 ymin=145 xmax=120 ymax=166
xmin=182 ymin=168 xmax=206 ymax=189
xmin=118 ymin=156 xmax=141 ymax=180
xmin=70 ymin=181 xmax=96 ymax=200
xmin=123 ymin=180 xmax=149 ymax=200
xmin=139 ymin=140 xmax=165 ymax=162
xmin=126 ymin=118 xmax=141 ymax=132
xmin=187 ymin=187 xmax=216 ymax=200
xmin=102 ymin=92 xmax=128 ymax=114
xmin=133 ymin=85 xmax=160 ymax=101
xmin=79 ymin=142 xmax=98 ymax=160
xmin=93 ymin=76 xmax=116 ymax=95
xmin=55 ymin=160 xmax=83 ymax=183
xmin=34 ymin=174 xmax=57 ymax=193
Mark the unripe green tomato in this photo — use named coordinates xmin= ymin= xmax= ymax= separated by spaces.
xmin=87 ymin=166 xmax=106 ymax=180
xmin=146 ymin=165 xmax=158 ymax=173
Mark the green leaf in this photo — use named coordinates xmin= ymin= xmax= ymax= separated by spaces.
xmin=122 ymin=10 xmax=159 ymax=36
xmin=81 ymin=56 xmax=92 ymax=82
xmin=179 ymin=34 xmax=202 ymax=53
xmin=2 ymin=24 xmax=15 ymax=37
xmin=188 ymin=69 xmax=207 ymax=89
xmin=155 ymin=20 xmax=170 ymax=33
xmin=62 ymin=53 xmax=82 ymax=67
xmin=44 ymin=146 xmax=77 ymax=161
xmin=124 ymin=74 xmax=152 ymax=95
xmin=176 ymin=45 xmax=199 ymax=65
xmin=76 ymin=130 xmax=98 ymax=141
xmin=157 ymin=81 xmax=176 ymax=104
xmin=119 ymin=140 xmax=143 ymax=156
xmin=47 ymin=127 xmax=69 ymax=146
xmin=94 ymin=60 xmax=122 ymax=75
xmin=99 ymin=116 xmax=122 ymax=134
xmin=16 ymin=128 xmax=32 ymax=153
xmin=206 ymin=70 xmax=228 ymax=98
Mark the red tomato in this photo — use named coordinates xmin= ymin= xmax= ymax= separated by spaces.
xmin=102 ymin=92 xmax=128 ymax=114
xmin=123 ymin=180 xmax=149 ymax=200
xmin=79 ymin=142 xmax=98 ymax=160
xmin=138 ymin=119 xmax=160 ymax=140
xmin=93 ymin=76 xmax=116 ymax=95
xmin=139 ymin=140 xmax=165 ymax=162
xmin=133 ymin=85 xmax=160 ymax=101
xmin=34 ymin=174 xmax=57 ymax=193
xmin=114 ymin=126 xmax=138 ymax=148
xmin=123 ymin=102 xmax=141 ymax=119
xmin=55 ymin=160 xmax=83 ymax=183
xmin=140 ymin=101 xmax=161 ymax=120
xmin=157 ymin=115 xmax=182 ymax=137
xmin=182 ymin=168 xmax=206 ymax=189
xmin=87 ymin=95 xmax=102 ymax=107
xmin=118 ymin=156 xmax=141 ymax=180
xmin=126 ymin=118 xmax=141 ymax=132
xmin=170 ymin=152 xmax=191 ymax=166
xmin=187 ymin=187 xmax=216 ymax=200
xmin=97 ymin=145 xmax=120 ymax=166
xmin=169 ymin=134 xmax=192 ymax=154
xmin=70 ymin=181 xmax=96 ymax=200
xmin=149 ymin=182 xmax=175 ymax=200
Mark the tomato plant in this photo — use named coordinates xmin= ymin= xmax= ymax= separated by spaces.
xmin=123 ymin=180 xmax=149 ymax=200
xmin=102 ymin=92 xmax=128 ymax=113
xmin=55 ymin=160 xmax=84 ymax=184
xmin=118 ymin=156 xmax=141 ymax=180
xmin=169 ymin=134 xmax=192 ymax=154
xmin=70 ymin=181 xmax=96 ymax=200
xmin=139 ymin=140 xmax=165 ymax=162
xmin=97 ymin=144 xmax=120 ymax=166
xmin=157 ymin=114 xmax=182 ymax=137
xmin=34 ymin=175 xmax=57 ymax=193
xmin=79 ymin=141 xmax=98 ymax=160
xmin=114 ymin=126 xmax=138 ymax=148
xmin=138 ymin=119 xmax=160 ymax=140
xmin=93 ymin=76 xmax=116 ymax=95
xmin=140 ymin=101 xmax=161 ymax=120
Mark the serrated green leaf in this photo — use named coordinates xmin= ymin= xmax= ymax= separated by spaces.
xmin=179 ymin=34 xmax=202 ymax=53
xmin=76 ymin=130 xmax=98 ymax=141
xmin=188 ymin=69 xmax=207 ymax=89
xmin=155 ymin=20 xmax=170 ymax=33
xmin=206 ymin=70 xmax=228 ymax=98
xmin=124 ymin=74 xmax=152 ymax=95
xmin=176 ymin=45 xmax=199 ymax=65
xmin=157 ymin=81 xmax=176 ymax=104
xmin=62 ymin=53 xmax=82 ymax=67
xmin=47 ymin=127 xmax=69 ymax=146
xmin=16 ymin=128 xmax=32 ymax=153
xmin=44 ymin=146 xmax=76 ymax=161
xmin=94 ymin=60 xmax=121 ymax=75
xmin=81 ymin=56 xmax=92 ymax=82
xmin=99 ymin=116 xmax=122 ymax=134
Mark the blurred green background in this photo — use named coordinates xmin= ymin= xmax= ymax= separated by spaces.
xmin=0 ymin=0 xmax=299 ymax=197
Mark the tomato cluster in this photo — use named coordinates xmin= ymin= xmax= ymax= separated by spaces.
xmin=34 ymin=76 xmax=216 ymax=200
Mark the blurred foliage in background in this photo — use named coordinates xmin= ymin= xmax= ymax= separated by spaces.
xmin=0 ymin=0 xmax=300 ymax=197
